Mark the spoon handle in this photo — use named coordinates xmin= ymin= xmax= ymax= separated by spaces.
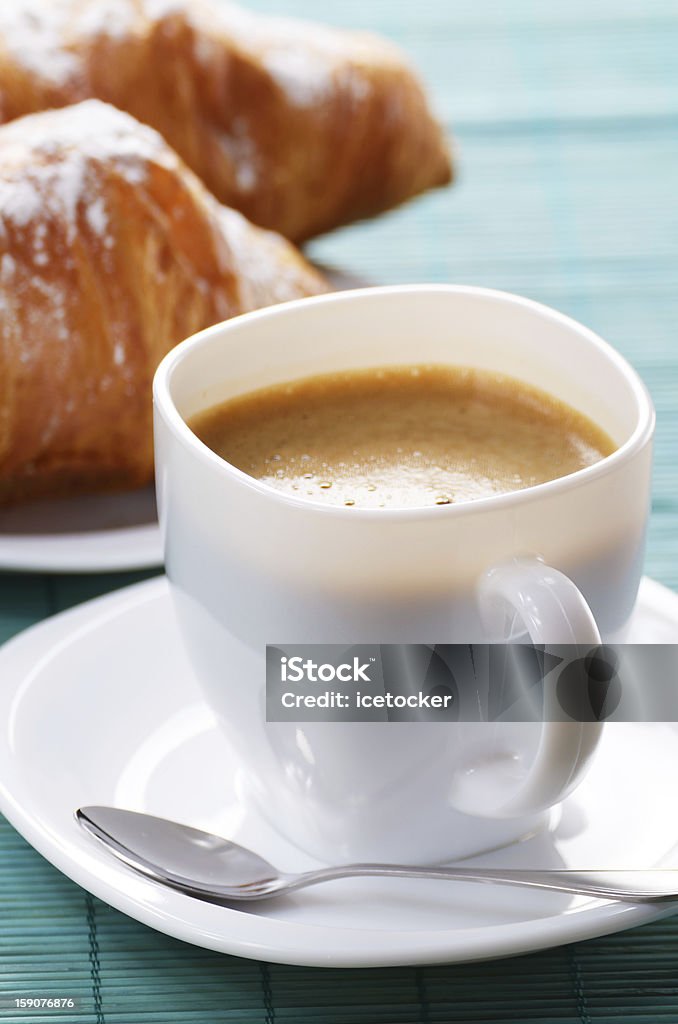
xmin=287 ymin=866 xmax=678 ymax=903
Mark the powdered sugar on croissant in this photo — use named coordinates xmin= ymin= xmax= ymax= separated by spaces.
xmin=0 ymin=100 xmax=327 ymax=504
xmin=0 ymin=0 xmax=452 ymax=241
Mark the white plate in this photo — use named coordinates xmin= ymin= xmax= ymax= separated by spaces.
xmin=0 ymin=486 xmax=162 ymax=573
xmin=1 ymin=575 xmax=678 ymax=967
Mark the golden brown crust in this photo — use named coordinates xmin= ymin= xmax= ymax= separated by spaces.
xmin=0 ymin=100 xmax=327 ymax=505
xmin=0 ymin=0 xmax=452 ymax=242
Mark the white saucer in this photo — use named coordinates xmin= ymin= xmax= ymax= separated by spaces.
xmin=0 ymin=486 xmax=162 ymax=573
xmin=1 ymin=576 xmax=678 ymax=968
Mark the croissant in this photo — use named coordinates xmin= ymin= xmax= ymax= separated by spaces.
xmin=0 ymin=0 xmax=452 ymax=242
xmin=0 ymin=100 xmax=327 ymax=506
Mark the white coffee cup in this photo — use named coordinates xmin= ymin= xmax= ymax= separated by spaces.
xmin=153 ymin=285 xmax=654 ymax=863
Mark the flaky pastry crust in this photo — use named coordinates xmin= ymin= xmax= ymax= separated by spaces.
xmin=0 ymin=0 xmax=452 ymax=241
xmin=0 ymin=100 xmax=327 ymax=504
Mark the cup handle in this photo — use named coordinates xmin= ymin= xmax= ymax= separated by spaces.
xmin=463 ymin=558 xmax=604 ymax=819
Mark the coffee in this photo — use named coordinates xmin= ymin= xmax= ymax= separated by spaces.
xmin=189 ymin=365 xmax=615 ymax=509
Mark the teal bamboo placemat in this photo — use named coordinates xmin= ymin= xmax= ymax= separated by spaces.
xmin=2 ymin=0 xmax=678 ymax=1020
xmin=3 ymin=807 xmax=678 ymax=1024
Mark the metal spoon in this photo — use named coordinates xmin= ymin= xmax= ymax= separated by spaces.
xmin=76 ymin=806 xmax=678 ymax=904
